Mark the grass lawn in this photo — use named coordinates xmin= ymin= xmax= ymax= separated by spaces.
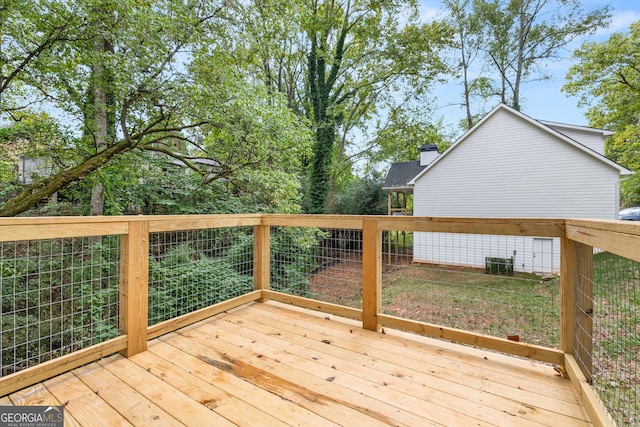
xmin=381 ymin=264 xmax=560 ymax=347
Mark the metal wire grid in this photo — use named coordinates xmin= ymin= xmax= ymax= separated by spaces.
xmin=582 ymin=250 xmax=639 ymax=426
xmin=0 ymin=237 xmax=120 ymax=377
xmin=270 ymin=227 xmax=363 ymax=309
xmin=382 ymin=231 xmax=560 ymax=347
xmin=148 ymin=227 xmax=254 ymax=325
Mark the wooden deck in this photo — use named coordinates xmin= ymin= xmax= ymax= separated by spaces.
xmin=1 ymin=301 xmax=592 ymax=426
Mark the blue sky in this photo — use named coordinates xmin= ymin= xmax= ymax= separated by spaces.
xmin=421 ymin=0 xmax=640 ymax=131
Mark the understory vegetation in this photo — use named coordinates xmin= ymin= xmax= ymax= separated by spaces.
xmin=0 ymin=226 xmax=329 ymax=374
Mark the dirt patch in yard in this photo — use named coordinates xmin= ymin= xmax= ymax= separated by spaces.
xmin=307 ymin=252 xmax=560 ymax=347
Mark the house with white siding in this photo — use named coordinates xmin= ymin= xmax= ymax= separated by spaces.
xmin=387 ymin=103 xmax=631 ymax=274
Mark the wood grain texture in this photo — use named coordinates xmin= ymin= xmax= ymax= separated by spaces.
xmin=146 ymin=291 xmax=261 ymax=340
xmin=253 ymin=225 xmax=270 ymax=297
xmin=362 ymin=219 xmax=381 ymax=331
xmin=119 ymin=221 xmax=149 ymax=357
xmin=1 ymin=303 xmax=596 ymax=426
xmin=566 ymin=223 xmax=640 ymax=264
xmin=0 ymin=336 xmax=127 ymax=397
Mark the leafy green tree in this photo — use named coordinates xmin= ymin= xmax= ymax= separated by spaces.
xmin=0 ymin=1 xmax=84 ymax=116
xmin=0 ymin=0 xmax=311 ymax=217
xmin=368 ymin=107 xmax=453 ymax=166
xmin=0 ymin=1 xmax=224 ymax=216
xmin=447 ymin=0 xmax=611 ymax=115
xmin=303 ymin=0 xmax=449 ymax=213
xmin=234 ymin=0 xmax=307 ymax=115
xmin=326 ymin=173 xmax=387 ymax=215
xmin=564 ymin=21 xmax=640 ymax=206
xmin=233 ymin=0 xmax=449 ymax=213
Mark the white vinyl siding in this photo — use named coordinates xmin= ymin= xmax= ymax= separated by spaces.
xmin=413 ymin=108 xmax=620 ymax=220
xmin=543 ymin=124 xmax=606 ymax=155
xmin=411 ymin=107 xmax=622 ymax=274
xmin=413 ymin=233 xmax=560 ymax=274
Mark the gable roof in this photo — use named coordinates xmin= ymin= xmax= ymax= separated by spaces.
xmin=382 ymin=161 xmax=425 ymax=192
xmin=408 ymin=103 xmax=631 ymax=185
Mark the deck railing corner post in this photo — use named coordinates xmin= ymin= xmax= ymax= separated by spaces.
xmin=254 ymin=223 xmax=271 ymax=302
xmin=560 ymin=236 xmax=577 ymax=356
xmin=561 ymin=234 xmax=594 ymax=381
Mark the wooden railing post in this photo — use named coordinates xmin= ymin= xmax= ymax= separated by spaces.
xmin=120 ymin=221 xmax=149 ymax=357
xmin=362 ymin=219 xmax=382 ymax=331
xmin=254 ymin=224 xmax=271 ymax=302
xmin=560 ymin=237 xmax=577 ymax=355
xmin=561 ymin=235 xmax=594 ymax=379
xmin=576 ymin=242 xmax=594 ymax=380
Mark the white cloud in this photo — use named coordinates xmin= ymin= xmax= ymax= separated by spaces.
xmin=610 ymin=9 xmax=640 ymax=30
xmin=418 ymin=4 xmax=445 ymax=22
xmin=596 ymin=9 xmax=640 ymax=36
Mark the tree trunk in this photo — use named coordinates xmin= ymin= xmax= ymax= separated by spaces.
xmin=89 ymin=182 xmax=104 ymax=215
xmin=461 ymin=43 xmax=474 ymax=129
xmin=305 ymin=6 xmax=349 ymax=214
xmin=89 ymin=8 xmax=111 ymax=216
xmin=308 ymin=121 xmax=335 ymax=213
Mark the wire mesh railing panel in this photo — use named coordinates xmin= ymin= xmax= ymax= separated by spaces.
xmin=148 ymin=227 xmax=254 ymax=325
xmin=382 ymin=231 xmax=560 ymax=347
xmin=586 ymin=250 xmax=639 ymax=426
xmin=0 ymin=237 xmax=120 ymax=377
xmin=270 ymin=227 xmax=363 ymax=309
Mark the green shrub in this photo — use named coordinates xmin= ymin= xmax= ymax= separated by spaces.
xmin=148 ymin=243 xmax=253 ymax=324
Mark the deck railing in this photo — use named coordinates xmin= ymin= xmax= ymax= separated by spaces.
xmin=0 ymin=214 xmax=638 ymax=426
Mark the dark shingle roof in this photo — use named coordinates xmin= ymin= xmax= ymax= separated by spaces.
xmin=382 ymin=161 xmax=425 ymax=191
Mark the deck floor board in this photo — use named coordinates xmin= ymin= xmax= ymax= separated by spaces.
xmin=219 ymin=307 xmax=584 ymax=426
xmin=1 ymin=301 xmax=593 ymax=426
